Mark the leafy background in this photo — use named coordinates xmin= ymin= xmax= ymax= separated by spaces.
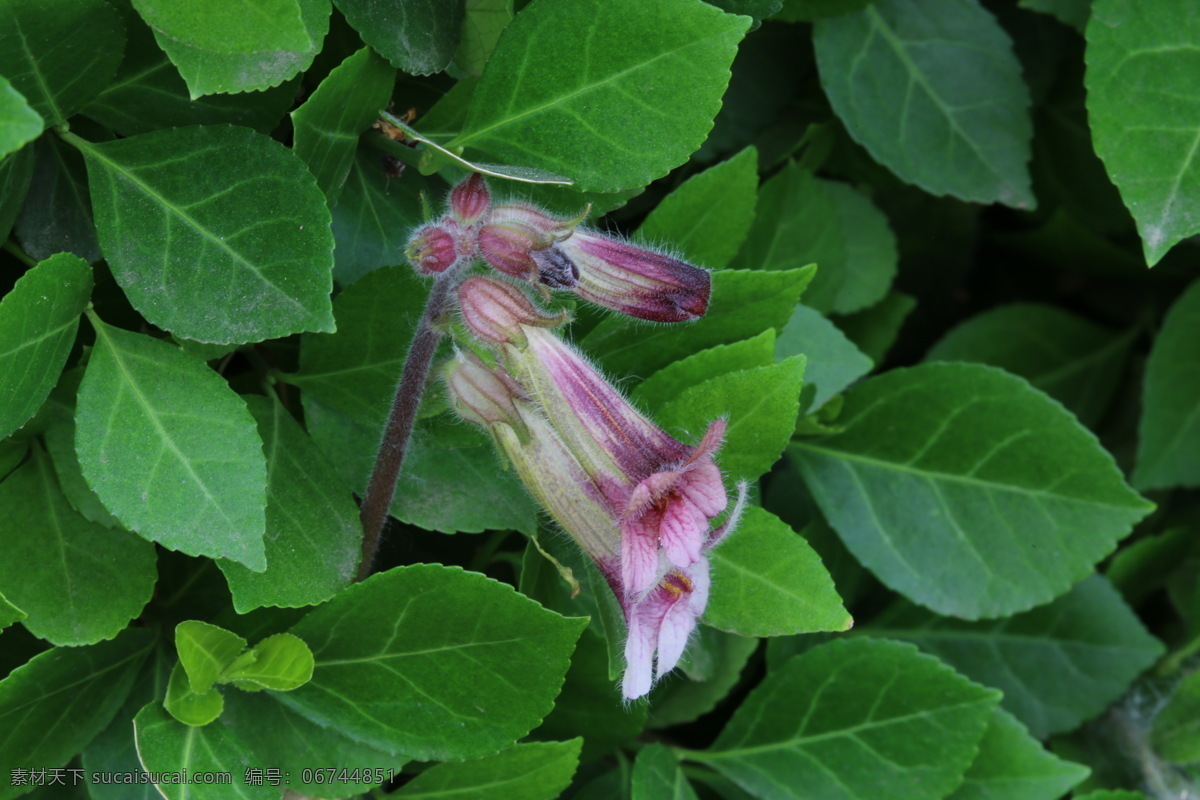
xmin=0 ymin=0 xmax=1198 ymax=798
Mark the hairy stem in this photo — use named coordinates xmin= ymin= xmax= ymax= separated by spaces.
xmin=357 ymin=268 xmax=460 ymax=581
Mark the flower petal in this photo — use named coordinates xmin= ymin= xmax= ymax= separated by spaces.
xmin=621 ymin=512 xmax=662 ymax=597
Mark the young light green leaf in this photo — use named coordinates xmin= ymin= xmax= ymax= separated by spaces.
xmin=224 ymin=633 xmax=314 ymax=692
xmin=926 ymin=303 xmax=1134 ymax=428
xmin=692 ymin=638 xmax=1001 ymax=800
xmin=1134 ymin=279 xmax=1200 ymax=490
xmin=705 ymin=507 xmax=849 ymax=637
xmin=75 ymin=322 xmax=268 ymax=570
xmin=0 ymin=253 xmax=91 ymax=439
xmin=278 ymin=564 xmax=587 ymax=760
xmin=1086 ymin=0 xmax=1200 ymax=264
xmin=0 ymin=629 xmax=152 ymax=796
xmin=637 ymin=147 xmax=759 ymax=270
xmin=582 ymin=267 xmax=816 ymax=377
xmin=291 ymin=47 xmax=396 ymax=204
xmin=833 ymin=290 xmax=916 ymax=365
xmin=632 ymin=744 xmax=699 ymax=800
xmin=648 ymin=627 xmax=758 ymax=728
xmin=133 ymin=703 xmax=274 ymax=800
xmin=0 ymin=446 xmax=156 ymax=646
xmin=129 ymin=0 xmax=310 ymax=53
xmin=657 ymin=357 xmax=806 ymax=483
xmin=217 ymin=396 xmax=360 ymax=613
xmin=946 ymin=709 xmax=1090 ymax=800
xmin=72 ymin=125 xmax=335 ymax=344
xmin=145 ymin=0 xmax=329 ymax=96
xmin=632 ymin=331 xmax=776 ymax=412
xmin=392 ymin=740 xmax=582 ymax=800
xmin=14 ymin=136 xmax=101 ymax=262
xmin=814 ymin=0 xmax=1034 ymax=208
xmin=0 ymin=0 xmax=125 ymax=127
xmin=163 ymin=661 xmax=224 ymax=727
xmin=0 ymin=77 xmax=40 ymax=158
xmin=777 ymin=304 xmax=873 ymax=413
xmin=868 ymin=576 xmax=1164 ymax=737
xmin=175 ymin=620 xmax=248 ymax=694
xmin=455 ymin=0 xmax=513 ymax=76
xmin=335 ymin=0 xmax=464 ymax=75
xmin=1151 ymin=669 xmax=1200 ymax=764
xmin=791 ymin=363 xmax=1154 ymax=619
xmin=453 ymin=0 xmax=749 ymax=192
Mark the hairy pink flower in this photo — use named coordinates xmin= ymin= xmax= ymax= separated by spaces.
xmin=622 ymin=561 xmax=710 ymax=699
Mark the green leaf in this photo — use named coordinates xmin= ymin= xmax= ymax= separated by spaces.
xmin=648 ymin=627 xmax=758 ymax=728
xmin=632 ymin=744 xmax=699 ymax=800
xmin=0 ymin=446 xmax=156 ymax=646
xmin=220 ymin=690 xmax=405 ymax=796
xmin=41 ymin=374 xmax=123 ymax=529
xmin=393 ymin=740 xmax=582 ymax=800
xmin=1134 ymin=279 xmax=1200 ymax=490
xmin=776 ymin=304 xmax=873 ymax=413
xmin=693 ymin=638 xmax=1001 ymax=800
xmin=14 ymin=136 xmax=101 ymax=263
xmin=1085 ymin=0 xmax=1200 ymax=264
xmin=790 ymin=363 xmax=1154 ymax=619
xmin=163 ymin=660 xmax=224 ymax=727
xmin=814 ymin=0 xmax=1034 ymax=208
xmin=947 ymin=709 xmax=1090 ymax=800
xmin=452 ymin=0 xmax=749 ymax=192
xmin=868 ymin=576 xmax=1164 ymax=737
xmin=0 ymin=629 xmax=152 ymax=799
xmin=0 ymin=0 xmax=125 ymax=127
xmin=0 ymin=593 xmax=24 ymax=633
xmin=224 ymin=633 xmax=314 ymax=692
xmin=278 ymin=564 xmax=587 ymax=760
xmin=636 ymin=147 xmax=759 ymax=270
xmin=657 ymin=357 xmax=807 ymax=482
xmin=292 ymin=47 xmax=396 ymax=204
xmin=775 ymin=0 xmax=871 ymax=22
xmin=1151 ymin=669 xmax=1200 ymax=764
xmin=133 ymin=703 xmax=274 ymax=800
xmin=175 ymin=620 xmax=248 ymax=693
xmin=1019 ymin=0 xmax=1089 ymax=31
xmin=217 ymin=396 xmax=360 ymax=613
xmin=632 ymin=332 xmax=776 ymax=412
xmin=72 ymin=126 xmax=335 ymax=344
xmin=822 ymin=181 xmax=899 ymax=313
xmin=0 ymin=146 xmax=35 ymax=243
xmin=145 ymin=0 xmax=330 ymax=97
xmin=75 ymin=321 xmax=268 ymax=570
xmin=582 ymin=267 xmax=815 ymax=377
xmin=129 ymin=0 xmax=310 ymax=53
xmin=0 ymin=253 xmax=91 ymax=439
xmin=705 ymin=507 xmax=849 ymax=637
xmin=1073 ymin=793 xmax=1152 ymax=800
xmin=926 ymin=303 xmax=1134 ymax=428
xmin=335 ymin=0 xmax=464 ymax=75
xmin=832 ymin=291 xmax=915 ymax=365
xmin=455 ymin=0 xmax=513 ymax=76
xmin=0 ymin=77 xmax=40 ymax=158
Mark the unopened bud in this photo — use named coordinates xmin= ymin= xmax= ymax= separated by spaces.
xmin=405 ymin=222 xmax=459 ymax=275
xmin=457 ymin=275 xmax=565 ymax=347
xmin=449 ymin=173 xmax=491 ymax=225
xmin=444 ymin=351 xmax=527 ymax=437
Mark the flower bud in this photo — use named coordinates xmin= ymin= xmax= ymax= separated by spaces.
xmin=477 ymin=202 xmax=586 ymax=281
xmin=457 ymin=275 xmax=565 ymax=348
xmin=405 ymin=222 xmax=460 ymax=275
xmin=443 ymin=351 xmax=527 ymax=437
xmin=449 ymin=173 xmax=491 ymax=225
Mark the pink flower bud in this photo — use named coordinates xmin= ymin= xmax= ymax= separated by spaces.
xmin=449 ymin=173 xmax=491 ymax=225
xmin=478 ymin=202 xmax=586 ymax=281
xmin=405 ymin=222 xmax=460 ymax=275
xmin=443 ymin=351 xmax=527 ymax=436
xmin=457 ymin=275 xmax=566 ymax=348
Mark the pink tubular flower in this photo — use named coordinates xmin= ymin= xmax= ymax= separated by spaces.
xmin=622 ymin=561 xmax=709 ymax=700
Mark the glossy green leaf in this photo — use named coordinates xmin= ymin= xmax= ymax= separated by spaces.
xmin=146 ymin=0 xmax=329 ymax=96
xmin=637 ymin=147 xmax=759 ymax=270
xmin=335 ymin=0 xmax=463 ymax=75
xmin=657 ymin=357 xmax=806 ymax=482
xmin=224 ymin=633 xmax=314 ymax=692
xmin=1085 ymin=0 xmax=1200 ymax=264
xmin=582 ymin=267 xmax=815 ymax=377
xmin=393 ymin=740 xmax=581 ymax=800
xmin=0 ymin=0 xmax=125 ymax=127
xmin=129 ymin=0 xmax=310 ymax=53
xmin=776 ymin=304 xmax=873 ymax=413
xmin=632 ymin=332 xmax=776 ymax=412
xmin=632 ymin=744 xmax=699 ymax=800
xmin=1151 ymin=669 xmax=1200 ymax=764
xmin=453 ymin=0 xmax=749 ymax=192
xmin=278 ymin=564 xmax=587 ymax=760
xmin=0 ymin=446 xmax=155 ymax=646
xmin=0 ymin=253 xmax=91 ymax=439
xmin=869 ymin=576 xmax=1163 ymax=737
xmin=14 ymin=136 xmax=101 ymax=263
xmin=693 ymin=638 xmax=1000 ymax=800
xmin=75 ymin=321 xmax=268 ymax=570
xmin=791 ymin=363 xmax=1154 ymax=619
xmin=947 ymin=709 xmax=1090 ymax=800
xmin=73 ymin=125 xmax=335 ymax=344
xmin=833 ymin=291 xmax=916 ymax=365
xmin=0 ymin=77 xmax=40 ymax=158
xmin=455 ymin=0 xmax=513 ymax=75
xmin=705 ymin=507 xmax=849 ymax=636
xmin=1134 ymin=279 xmax=1200 ymax=490
xmin=133 ymin=703 xmax=274 ymax=800
xmin=648 ymin=627 xmax=758 ymax=728
xmin=815 ymin=0 xmax=1034 ymax=208
xmin=217 ymin=396 xmax=360 ymax=613
xmin=292 ymin=47 xmax=395 ymax=204
xmin=0 ymin=629 xmax=152 ymax=799
xmin=175 ymin=620 xmax=248 ymax=693
xmin=163 ymin=660 xmax=224 ymax=727
xmin=927 ymin=303 xmax=1133 ymax=428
